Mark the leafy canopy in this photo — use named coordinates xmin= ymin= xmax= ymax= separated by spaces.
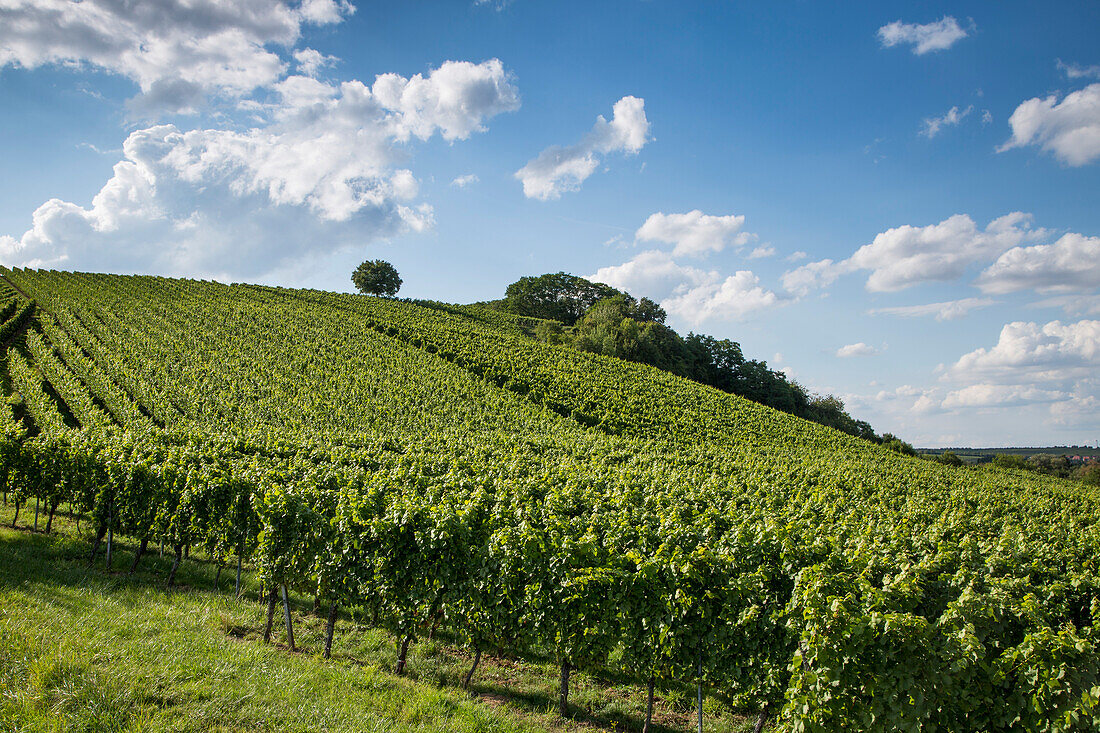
xmin=352 ymin=260 xmax=402 ymax=297
xmin=502 ymin=272 xmax=657 ymax=326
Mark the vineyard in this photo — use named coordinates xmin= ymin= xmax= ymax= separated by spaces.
xmin=0 ymin=268 xmax=1097 ymax=732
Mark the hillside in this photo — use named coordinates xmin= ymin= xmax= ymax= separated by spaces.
xmin=1 ymin=268 xmax=1098 ymax=731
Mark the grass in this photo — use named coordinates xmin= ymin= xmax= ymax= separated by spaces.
xmin=0 ymin=503 xmax=760 ymax=732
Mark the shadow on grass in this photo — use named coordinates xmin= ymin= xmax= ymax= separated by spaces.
xmin=0 ymin=508 xmax=755 ymax=733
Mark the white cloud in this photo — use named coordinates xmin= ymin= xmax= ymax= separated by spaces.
xmin=634 ymin=210 xmax=751 ymax=257
xmin=297 ymin=0 xmax=355 ymax=25
xmin=1030 ymin=294 xmax=1100 ymax=317
xmin=0 ymin=0 xmax=354 ymax=112
xmin=294 ymin=47 xmax=336 ymax=77
xmin=785 ymin=250 xmax=808 ymax=262
xmin=998 ymin=83 xmax=1100 ymax=166
xmin=588 ymin=249 xmax=710 ymax=301
xmin=0 ymin=59 xmax=519 ymax=278
xmin=747 ymin=245 xmax=775 ymax=259
xmin=949 ymin=319 xmax=1100 ymax=386
xmin=783 ymin=213 xmax=1045 ymax=296
xmin=873 ymin=384 xmax=944 ymax=415
xmin=1048 ymin=394 xmax=1100 ymax=427
xmin=450 ymin=174 xmax=479 ymax=188
xmin=851 ymin=213 xmax=1041 ymax=292
xmin=982 ymin=109 xmax=993 ymax=125
xmin=836 ymin=342 xmax=877 ymax=358
xmin=1057 ymin=59 xmax=1100 ymax=81
xmin=780 ymin=258 xmax=852 ymax=297
xmin=921 ymin=105 xmax=972 ymax=138
xmin=588 ymin=250 xmax=781 ymax=325
xmin=976 ymin=232 xmax=1100 ymax=294
xmin=877 ymin=16 xmax=969 ymax=55
xmin=868 ymin=297 xmax=997 ymax=321
xmin=942 ymin=384 xmax=1068 ymax=409
xmin=662 ymin=270 xmax=781 ymax=325
xmin=515 ymin=96 xmax=649 ymax=200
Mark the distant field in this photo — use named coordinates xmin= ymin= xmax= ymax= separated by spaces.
xmin=919 ymin=446 xmax=1100 ymax=463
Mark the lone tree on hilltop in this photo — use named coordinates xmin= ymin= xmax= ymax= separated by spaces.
xmin=352 ymin=260 xmax=402 ymax=297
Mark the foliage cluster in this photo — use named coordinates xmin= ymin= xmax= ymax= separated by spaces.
xmin=994 ymin=453 xmax=1100 ymax=485
xmin=352 ymin=260 xmax=402 ymax=297
xmin=504 ymin=273 xmax=885 ymax=445
xmin=0 ymin=267 xmax=1097 ymax=731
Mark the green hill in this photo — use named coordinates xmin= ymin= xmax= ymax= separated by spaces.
xmin=1 ymin=268 xmax=1097 ymax=732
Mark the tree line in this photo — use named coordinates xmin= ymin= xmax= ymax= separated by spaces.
xmin=489 ymin=272 xmax=907 ymax=449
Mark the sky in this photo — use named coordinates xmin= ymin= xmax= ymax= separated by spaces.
xmin=1 ymin=0 xmax=1099 ymax=448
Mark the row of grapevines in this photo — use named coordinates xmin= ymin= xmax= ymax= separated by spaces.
xmin=2 ymin=268 xmax=1097 ymax=731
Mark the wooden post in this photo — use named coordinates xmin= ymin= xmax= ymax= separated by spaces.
xmin=129 ymin=537 xmax=148 ymax=575
xmin=166 ymin=545 xmax=182 ymax=589
xmin=559 ymin=659 xmax=571 ymax=717
xmin=323 ymin=602 xmax=338 ymax=659
xmin=280 ymin=584 xmax=295 ymax=651
xmin=394 ymin=635 xmax=410 ymax=675
xmin=89 ymin=522 xmax=106 ymax=564
xmin=234 ymin=550 xmax=243 ymax=599
xmin=642 ymin=676 xmax=655 ymax=733
xmin=753 ymin=704 xmax=770 ymax=733
xmin=105 ymin=522 xmax=113 ymax=571
xmin=263 ymin=589 xmax=277 ymax=643
xmin=697 ymin=654 xmax=703 ymax=733
xmin=45 ymin=499 xmax=58 ymax=534
xmin=463 ymin=646 xmax=481 ymax=689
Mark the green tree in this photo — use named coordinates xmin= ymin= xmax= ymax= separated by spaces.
xmin=352 ymin=260 xmax=402 ymax=297
xmin=502 ymin=272 xmax=621 ymax=325
xmin=992 ymin=454 xmax=1029 ymax=470
xmin=934 ymin=450 xmax=964 ymax=467
xmin=1074 ymin=460 xmax=1100 ymax=486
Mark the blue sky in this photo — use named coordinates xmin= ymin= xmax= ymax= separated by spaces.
xmin=2 ymin=0 xmax=1099 ymax=447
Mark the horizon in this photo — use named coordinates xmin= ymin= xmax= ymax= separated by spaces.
xmin=1 ymin=0 xmax=1098 ymax=447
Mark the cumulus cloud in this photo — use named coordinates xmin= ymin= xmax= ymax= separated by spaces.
xmin=294 ymin=48 xmax=337 ymax=77
xmin=836 ymin=342 xmax=877 ymax=358
xmin=998 ymin=83 xmax=1100 ymax=166
xmin=588 ymin=249 xmax=710 ymax=301
xmin=450 ymin=174 xmax=479 ymax=188
xmin=868 ymin=297 xmax=997 ymax=321
xmin=949 ymin=320 xmax=1100 ymax=386
xmin=515 ymin=96 xmax=649 ymax=200
xmin=0 ymin=59 xmax=519 ymax=278
xmin=877 ymin=16 xmax=969 ymax=55
xmin=783 ymin=213 xmax=1044 ymax=296
xmin=747 ymin=245 xmax=775 ymax=259
xmin=976 ymin=232 xmax=1100 ymax=294
xmin=634 ymin=210 xmax=751 ymax=257
xmin=781 ymin=258 xmax=851 ymax=297
xmin=588 ymin=250 xmax=781 ymax=325
xmin=662 ymin=270 xmax=781 ymax=325
xmin=0 ymin=0 xmax=354 ymax=112
xmin=921 ymin=105 xmax=972 ymax=138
